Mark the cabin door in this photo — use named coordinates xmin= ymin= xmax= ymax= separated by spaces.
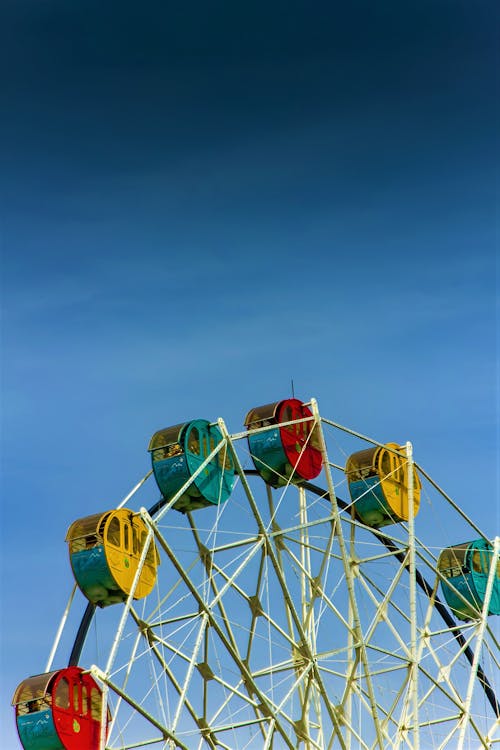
xmin=278 ymin=400 xmax=320 ymax=479
xmin=53 ymin=672 xmax=97 ymax=749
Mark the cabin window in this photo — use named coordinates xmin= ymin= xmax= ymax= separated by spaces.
xmin=310 ymin=425 xmax=321 ymax=451
xmin=395 ymin=455 xmax=404 ymax=486
xmin=123 ymin=523 xmax=130 ymax=551
xmin=132 ymin=525 xmax=139 ymax=555
xmin=380 ymin=450 xmax=391 ymax=479
xmin=380 ymin=450 xmax=404 ymax=487
xmin=107 ymin=517 xmax=121 ymax=547
xmin=153 ymin=443 xmax=182 ymax=461
xmin=146 ymin=539 xmax=155 ymax=566
xmin=188 ymin=427 xmax=200 ymax=455
xmin=85 ymin=534 xmax=98 ymax=549
xmin=346 ymin=460 xmax=356 ymax=480
xmin=81 ymin=685 xmax=88 ymax=715
xmin=472 ymin=551 xmax=483 ymax=573
xmin=471 ymin=549 xmax=500 ymax=577
xmin=97 ymin=516 xmax=107 ymax=542
xmin=19 ymin=697 xmax=44 ymax=716
xmin=70 ymin=536 xmax=86 ymax=554
xmin=362 ymin=464 xmax=374 ymax=480
xmin=141 ymin=531 xmax=157 ymax=566
xmin=19 ymin=700 xmax=36 ymax=716
xmin=249 ymin=417 xmax=272 ymax=429
xmin=152 ymin=448 xmax=164 ymax=462
xmin=298 ymin=409 xmax=309 ymax=440
xmin=72 ymin=683 xmax=79 ymax=712
xmin=166 ymin=443 xmax=182 ymax=458
xmin=55 ymin=678 xmax=70 ymax=710
xmin=90 ymin=688 xmax=101 ymax=721
xmin=439 ymin=548 xmax=466 ymax=579
xmin=440 ymin=568 xmax=456 ymax=580
xmin=282 ymin=404 xmax=294 ymax=432
xmin=202 ymin=434 xmax=208 ymax=457
xmin=218 ymin=446 xmax=232 ymax=471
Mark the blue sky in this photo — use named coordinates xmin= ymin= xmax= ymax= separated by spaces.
xmin=1 ymin=1 xmax=498 ymax=747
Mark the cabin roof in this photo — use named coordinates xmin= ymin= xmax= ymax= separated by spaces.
xmin=148 ymin=423 xmax=186 ymax=451
xmin=244 ymin=401 xmax=280 ymax=427
xmin=12 ymin=671 xmax=59 ymax=705
xmin=66 ymin=511 xmax=108 ymax=542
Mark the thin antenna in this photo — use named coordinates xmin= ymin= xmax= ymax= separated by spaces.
xmin=291 ymin=378 xmax=295 ymax=398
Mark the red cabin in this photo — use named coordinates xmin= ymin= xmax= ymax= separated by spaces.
xmin=13 ymin=666 xmax=109 ymax=750
xmin=245 ymin=398 xmax=322 ymax=486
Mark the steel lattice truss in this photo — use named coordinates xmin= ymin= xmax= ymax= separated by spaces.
xmin=63 ymin=404 xmax=499 ymax=750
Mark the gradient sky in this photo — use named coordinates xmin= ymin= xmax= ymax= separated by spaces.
xmin=1 ymin=1 xmax=498 ymax=747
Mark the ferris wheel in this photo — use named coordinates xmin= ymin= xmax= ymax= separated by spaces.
xmin=12 ymin=398 xmax=500 ymax=750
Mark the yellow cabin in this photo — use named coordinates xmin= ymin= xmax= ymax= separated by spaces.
xmin=345 ymin=443 xmax=421 ymax=528
xmin=66 ymin=509 xmax=159 ymax=607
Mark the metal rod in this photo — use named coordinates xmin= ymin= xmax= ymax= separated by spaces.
xmin=99 ymin=524 xmax=157 ymax=750
xmin=296 ymin=477 xmax=500 ymax=719
xmin=406 ymin=441 xmax=419 ymax=749
xmin=310 ymin=398 xmax=385 ymax=750
xmin=117 ymin=469 xmax=153 ymax=509
xmin=414 ymin=463 xmax=489 ymax=542
xmin=46 ymin=584 xmax=77 ymax=672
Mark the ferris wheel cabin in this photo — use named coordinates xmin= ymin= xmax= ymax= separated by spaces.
xmin=12 ymin=666 xmax=108 ymax=750
xmin=345 ymin=443 xmax=421 ymax=528
xmin=438 ymin=539 xmax=500 ymax=621
xmin=148 ymin=419 xmax=235 ymax=512
xmin=244 ymin=398 xmax=322 ymax=487
xmin=66 ymin=509 xmax=159 ymax=607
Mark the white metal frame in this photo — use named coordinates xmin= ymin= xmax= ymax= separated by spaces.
xmin=43 ymin=400 xmax=498 ymax=750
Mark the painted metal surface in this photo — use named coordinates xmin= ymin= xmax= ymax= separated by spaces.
xmin=439 ymin=539 xmax=500 ymax=620
xmin=345 ymin=442 xmax=421 ymax=528
xmin=149 ymin=419 xmax=235 ymax=511
xmin=66 ymin=509 xmax=158 ymax=607
xmin=245 ymin=398 xmax=322 ymax=487
xmin=13 ymin=400 xmax=500 ymax=749
xmin=13 ymin=667 xmax=107 ymax=750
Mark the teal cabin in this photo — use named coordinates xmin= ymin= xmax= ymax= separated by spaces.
xmin=438 ymin=539 xmax=500 ymax=620
xmin=148 ymin=419 xmax=235 ymax=512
